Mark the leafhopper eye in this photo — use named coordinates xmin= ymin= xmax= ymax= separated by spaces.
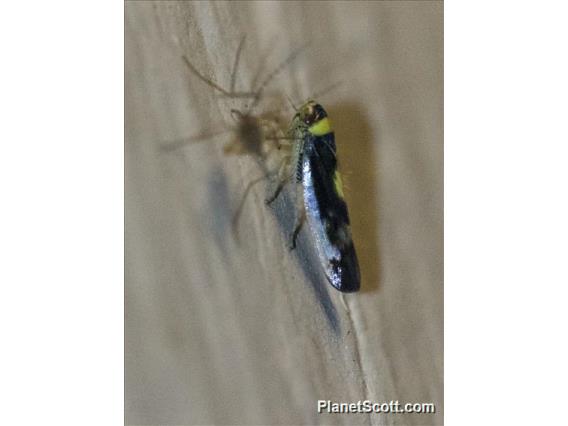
xmin=302 ymin=104 xmax=317 ymax=125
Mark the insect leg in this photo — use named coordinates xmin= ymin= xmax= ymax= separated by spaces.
xmin=229 ymin=35 xmax=246 ymax=94
xmin=182 ymin=42 xmax=256 ymax=99
xmin=261 ymin=152 xmax=304 ymax=250
xmin=182 ymin=55 xmax=232 ymax=97
xmin=231 ymin=173 xmax=273 ymax=235
xmin=265 ymin=155 xmax=293 ymax=205
xmin=264 ymin=135 xmax=296 ymax=151
xmin=289 ymin=184 xmax=306 ymax=250
xmin=231 ymin=151 xmax=291 ymax=238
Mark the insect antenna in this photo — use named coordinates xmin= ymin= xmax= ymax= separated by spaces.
xmin=285 ymin=94 xmax=298 ymax=112
xmin=308 ymin=80 xmax=344 ymax=101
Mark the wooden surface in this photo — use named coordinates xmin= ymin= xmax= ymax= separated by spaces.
xmin=125 ymin=2 xmax=443 ymax=425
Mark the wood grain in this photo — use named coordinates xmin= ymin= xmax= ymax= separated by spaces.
xmin=125 ymin=2 xmax=443 ymax=425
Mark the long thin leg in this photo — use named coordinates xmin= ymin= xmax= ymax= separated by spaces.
xmin=230 ymin=35 xmax=246 ymax=94
xmin=231 ymin=173 xmax=273 ymax=239
xmin=182 ymin=55 xmax=232 ymax=97
xmin=265 ymin=179 xmax=288 ymax=205
xmin=265 ymin=158 xmax=293 ymax=205
xmin=266 ymin=133 xmax=304 ymax=203
xmin=289 ymin=189 xmax=306 ymax=250
xmin=182 ymin=55 xmax=256 ymax=99
xmin=262 ymin=154 xmax=305 ymax=250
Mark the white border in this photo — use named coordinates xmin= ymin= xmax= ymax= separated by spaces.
xmin=2 ymin=1 xmax=568 ymax=424
xmin=0 ymin=1 xmax=123 ymax=424
xmin=446 ymin=1 xmax=568 ymax=424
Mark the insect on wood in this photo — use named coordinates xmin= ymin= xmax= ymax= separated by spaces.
xmin=269 ymin=100 xmax=361 ymax=293
xmin=164 ymin=36 xmax=360 ymax=292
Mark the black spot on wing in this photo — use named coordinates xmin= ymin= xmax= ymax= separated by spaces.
xmin=304 ymin=131 xmax=361 ymax=293
xmin=329 ymin=243 xmax=361 ymax=293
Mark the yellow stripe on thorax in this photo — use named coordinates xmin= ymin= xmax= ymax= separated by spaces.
xmin=333 ymin=171 xmax=345 ymax=199
xmin=308 ymin=117 xmax=332 ymax=136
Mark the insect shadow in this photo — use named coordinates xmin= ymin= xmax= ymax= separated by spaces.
xmin=159 ymin=36 xmax=303 ymax=234
xmin=161 ymin=35 xmax=343 ymax=332
xmin=267 ymin=183 xmax=341 ymax=335
xmin=327 ymin=102 xmax=380 ymax=293
xmin=264 ymin=98 xmax=375 ymax=332
xmin=159 ymin=35 xmax=303 ymax=160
